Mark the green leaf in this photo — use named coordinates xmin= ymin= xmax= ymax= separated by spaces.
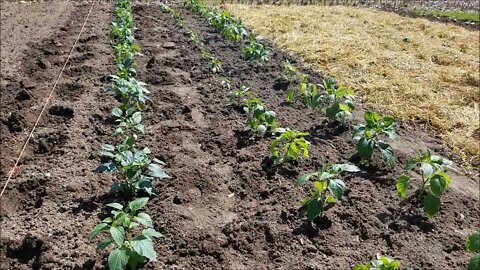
xmin=132 ymin=112 xmax=142 ymax=124
xmin=430 ymin=173 xmax=448 ymax=197
xmin=110 ymin=226 xmax=125 ymax=247
xmin=148 ymin=163 xmax=170 ymax=179
xmin=328 ymin=179 xmax=346 ymax=200
xmin=467 ymin=254 xmax=480 ymax=270
xmin=129 ymin=198 xmax=149 ymax=212
xmin=420 ymin=162 xmax=433 ymax=177
xmin=287 ymin=88 xmax=294 ymax=103
xmin=296 ymin=173 xmax=315 ymax=186
xmin=132 ymin=235 xmax=157 ymax=261
xmin=108 ymin=248 xmax=129 ymax=270
xmin=314 ymin=181 xmax=327 ymax=192
xmin=396 ymin=175 xmax=410 ymax=199
xmin=364 ymin=111 xmax=379 ymax=126
xmin=353 ymin=265 xmax=369 ymax=270
xmin=107 ymin=203 xmax=124 ymax=210
xmin=466 ymin=231 xmax=480 ymax=252
xmin=423 ymin=193 xmax=441 ymax=218
xmin=134 ymin=212 xmax=153 ymax=228
xmin=97 ymin=237 xmax=113 ymax=250
xmin=306 ymin=199 xmax=322 ymax=221
xmin=102 ymin=144 xmax=115 ymax=152
xmin=378 ymin=141 xmax=395 ymax=169
xmin=89 ymin=223 xmax=109 ymax=241
xmin=143 ymin=228 xmax=163 ymax=238
xmin=331 ymin=163 xmax=360 ymax=173
xmin=112 ymin=107 xmax=123 ymax=118
xmin=404 ymin=158 xmax=418 ymax=170
xmin=357 ymin=138 xmax=374 ymax=159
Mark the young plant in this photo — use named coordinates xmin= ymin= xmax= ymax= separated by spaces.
xmin=114 ymin=42 xmax=141 ymax=79
xmin=244 ymin=98 xmax=282 ymax=136
xmin=466 ymin=230 xmax=480 ymax=270
xmin=97 ymin=146 xmax=169 ymax=196
xmin=112 ymin=107 xmax=145 ymax=138
xmin=89 ymin=198 xmax=163 ymax=270
xmin=295 ymin=74 xmax=322 ymax=109
xmin=396 ymin=150 xmax=453 ymax=218
xmin=269 ymin=130 xmax=310 ymax=165
xmin=225 ymin=84 xmax=251 ymax=107
xmin=283 ymin=60 xmax=297 ymax=103
xmin=354 ymin=255 xmax=401 ymax=270
xmin=111 ymin=76 xmax=151 ymax=111
xmin=242 ymin=39 xmax=269 ymax=62
xmin=352 ymin=111 xmax=396 ymax=169
xmin=209 ymin=56 xmax=222 ymax=73
xmin=322 ymin=79 xmax=355 ymax=125
xmin=296 ymin=163 xmax=360 ymax=221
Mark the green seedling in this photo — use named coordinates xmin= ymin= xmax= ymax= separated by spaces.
xmin=209 ymin=57 xmax=222 ymax=73
xmin=296 ymin=74 xmax=322 ymax=109
xmin=467 ymin=230 xmax=480 ymax=270
xmin=322 ymin=78 xmax=355 ymax=125
xmin=283 ymin=61 xmax=297 ymax=103
xmin=352 ymin=111 xmax=396 ymax=169
xmin=242 ymin=39 xmax=269 ymax=62
xmin=112 ymin=107 xmax=145 ymax=138
xmin=270 ymin=130 xmax=310 ymax=165
xmin=89 ymin=198 xmax=163 ymax=270
xmin=225 ymin=84 xmax=251 ymax=107
xmin=396 ymin=150 xmax=453 ymax=218
xmin=244 ymin=98 xmax=282 ymax=136
xmin=114 ymin=42 xmax=141 ymax=79
xmin=97 ymin=146 xmax=169 ymax=196
xmin=110 ymin=76 xmax=150 ymax=111
xmin=296 ymin=163 xmax=360 ymax=221
xmin=354 ymin=255 xmax=401 ymax=270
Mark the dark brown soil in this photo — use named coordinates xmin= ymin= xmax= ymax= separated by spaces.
xmin=0 ymin=1 xmax=478 ymax=270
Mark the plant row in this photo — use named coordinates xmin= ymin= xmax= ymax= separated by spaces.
xmin=186 ymin=0 xmax=269 ymax=63
xmin=89 ymin=1 xmax=169 ymax=269
xmin=161 ymin=3 xmax=477 ymax=269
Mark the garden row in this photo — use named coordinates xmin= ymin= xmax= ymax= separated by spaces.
xmin=170 ymin=1 xmax=478 ymax=269
xmin=88 ymin=1 xmax=169 ymax=269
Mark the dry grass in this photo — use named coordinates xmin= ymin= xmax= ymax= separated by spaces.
xmin=224 ymin=4 xmax=480 ymax=164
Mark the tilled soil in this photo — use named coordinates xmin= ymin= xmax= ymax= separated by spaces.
xmin=0 ymin=1 xmax=478 ymax=270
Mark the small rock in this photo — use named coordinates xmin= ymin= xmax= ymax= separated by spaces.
xmin=36 ymin=58 xmax=51 ymax=69
xmin=20 ymin=80 xmax=35 ymax=89
xmin=146 ymin=56 xmax=157 ymax=69
xmin=15 ymin=90 xmax=31 ymax=101
xmin=173 ymin=195 xmax=182 ymax=204
xmin=163 ymin=41 xmax=176 ymax=49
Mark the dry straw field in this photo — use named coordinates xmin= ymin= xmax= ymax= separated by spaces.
xmin=224 ymin=4 xmax=480 ymax=166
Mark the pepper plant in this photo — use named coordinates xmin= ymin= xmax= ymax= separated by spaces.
xmin=396 ymin=150 xmax=453 ymax=218
xmin=322 ymin=79 xmax=355 ymax=125
xmin=467 ymin=230 xmax=480 ymax=270
xmin=89 ymin=198 xmax=163 ymax=270
xmin=270 ymin=130 xmax=310 ymax=165
xmin=98 ymin=146 xmax=169 ymax=196
xmin=112 ymin=107 xmax=145 ymax=139
xmin=354 ymin=255 xmax=401 ymax=270
xmin=352 ymin=111 xmax=396 ymax=169
xmin=296 ymin=163 xmax=360 ymax=221
xmin=244 ymin=98 xmax=283 ymax=136
xmin=225 ymin=84 xmax=252 ymax=107
xmin=242 ymin=38 xmax=269 ymax=62
xmin=111 ymin=76 xmax=150 ymax=111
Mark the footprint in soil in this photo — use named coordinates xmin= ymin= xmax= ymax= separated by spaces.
xmin=5 ymin=234 xmax=48 ymax=266
xmin=33 ymin=132 xmax=69 ymax=155
xmin=18 ymin=178 xmax=48 ymax=209
xmin=48 ymin=105 xmax=74 ymax=119
xmin=2 ymin=112 xmax=25 ymax=132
